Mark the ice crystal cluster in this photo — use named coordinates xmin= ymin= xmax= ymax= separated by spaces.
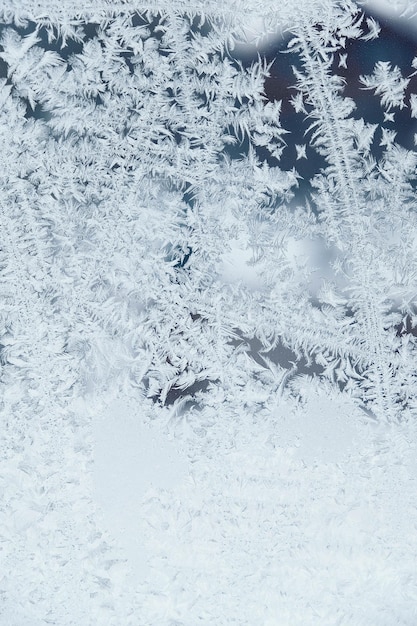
xmin=1 ymin=0 xmax=417 ymax=624
xmin=1 ymin=0 xmax=416 ymax=422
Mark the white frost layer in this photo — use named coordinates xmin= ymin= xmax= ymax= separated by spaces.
xmin=92 ymin=399 xmax=189 ymax=583
xmin=90 ymin=394 xmax=417 ymax=625
xmin=4 ymin=391 xmax=417 ymax=624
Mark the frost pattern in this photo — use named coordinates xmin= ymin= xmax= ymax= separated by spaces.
xmin=1 ymin=0 xmax=417 ymax=623
xmin=0 ymin=0 xmax=416 ymax=422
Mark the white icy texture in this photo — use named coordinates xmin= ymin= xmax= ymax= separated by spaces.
xmin=89 ymin=393 xmax=417 ymax=625
xmin=3 ymin=388 xmax=417 ymax=624
xmin=1 ymin=1 xmax=417 ymax=623
xmin=92 ymin=399 xmax=189 ymax=583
